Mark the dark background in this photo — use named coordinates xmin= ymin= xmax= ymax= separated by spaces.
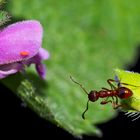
xmin=1 ymin=49 xmax=140 ymax=139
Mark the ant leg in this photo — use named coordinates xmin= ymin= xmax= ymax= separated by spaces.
xmin=100 ymin=97 xmax=112 ymax=105
xmin=113 ymin=104 xmax=122 ymax=109
xmin=102 ymin=87 xmax=110 ymax=91
xmin=114 ymin=77 xmax=139 ymax=88
xmin=119 ymin=82 xmax=140 ymax=88
xmin=110 ymin=96 xmax=118 ymax=108
xmin=112 ymin=96 xmax=118 ymax=108
xmin=107 ymin=79 xmax=117 ymax=90
xmin=102 ymin=96 xmax=120 ymax=109
xmin=101 ymin=100 xmax=112 ymax=105
xmin=107 ymin=78 xmax=139 ymax=89
xmin=115 ymin=96 xmax=118 ymax=105
xmin=112 ymin=96 xmax=123 ymax=109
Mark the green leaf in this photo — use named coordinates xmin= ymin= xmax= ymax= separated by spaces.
xmin=2 ymin=0 xmax=140 ymax=137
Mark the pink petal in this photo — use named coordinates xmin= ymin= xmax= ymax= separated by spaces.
xmin=0 ymin=20 xmax=43 ymax=65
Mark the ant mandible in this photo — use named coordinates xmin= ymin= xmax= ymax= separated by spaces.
xmin=70 ymin=76 xmax=137 ymax=119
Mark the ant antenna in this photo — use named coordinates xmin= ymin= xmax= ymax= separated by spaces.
xmin=82 ymin=100 xmax=89 ymax=119
xmin=70 ymin=76 xmax=88 ymax=95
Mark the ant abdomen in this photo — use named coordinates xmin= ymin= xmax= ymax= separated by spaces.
xmin=117 ymin=87 xmax=133 ymax=99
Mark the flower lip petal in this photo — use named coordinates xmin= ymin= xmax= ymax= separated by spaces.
xmin=0 ymin=69 xmax=18 ymax=79
xmin=0 ymin=62 xmax=23 ymax=79
xmin=0 ymin=20 xmax=43 ymax=65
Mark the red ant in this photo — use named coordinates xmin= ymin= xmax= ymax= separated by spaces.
xmin=70 ymin=76 xmax=137 ymax=119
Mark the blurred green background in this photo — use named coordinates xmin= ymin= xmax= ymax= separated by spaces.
xmin=1 ymin=0 xmax=140 ymax=137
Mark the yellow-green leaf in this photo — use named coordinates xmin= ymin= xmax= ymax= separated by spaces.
xmin=115 ymin=69 xmax=140 ymax=112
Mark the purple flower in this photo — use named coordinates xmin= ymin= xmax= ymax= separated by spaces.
xmin=0 ymin=20 xmax=49 ymax=79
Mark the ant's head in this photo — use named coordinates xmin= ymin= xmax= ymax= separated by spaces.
xmin=70 ymin=76 xmax=98 ymax=119
xmin=88 ymin=90 xmax=99 ymax=102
